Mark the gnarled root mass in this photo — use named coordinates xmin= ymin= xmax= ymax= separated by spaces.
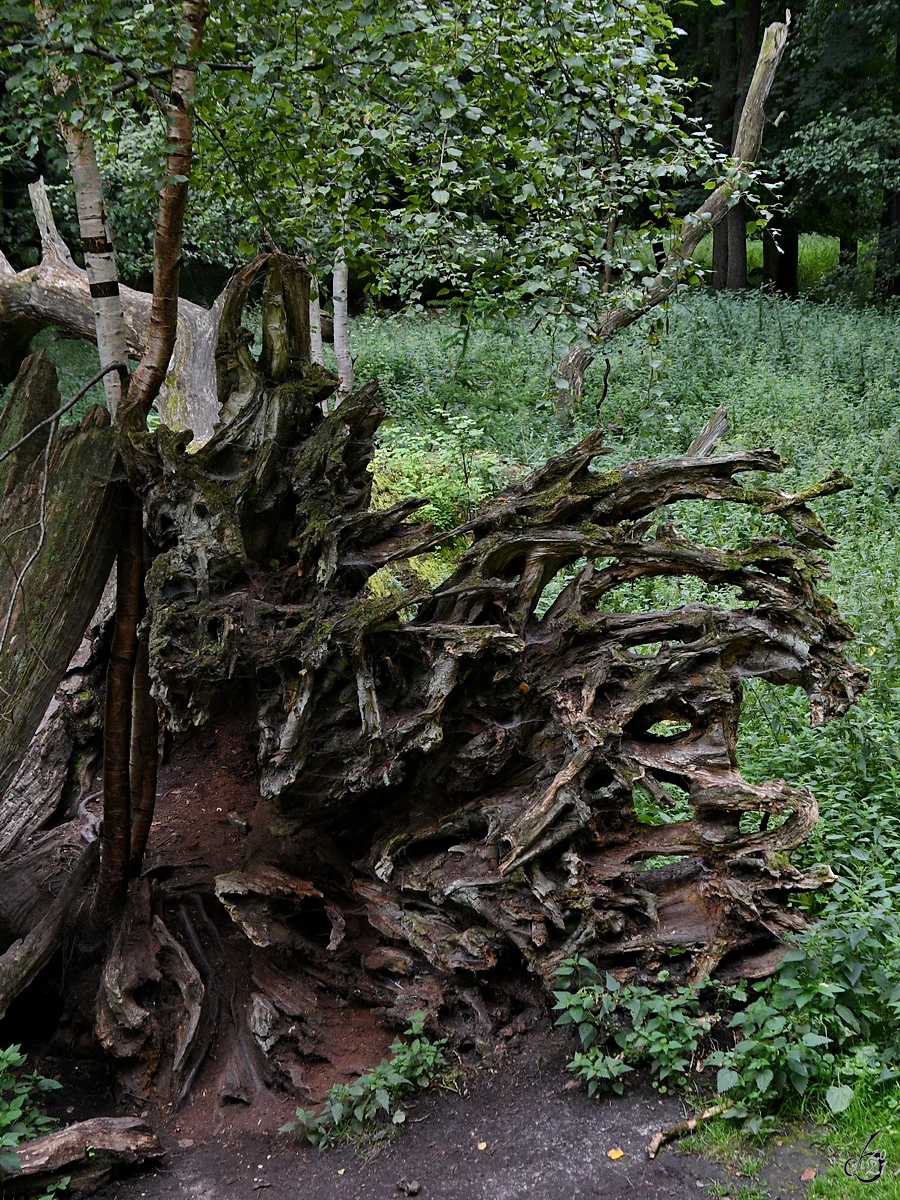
xmin=0 ymin=254 xmax=866 ymax=1108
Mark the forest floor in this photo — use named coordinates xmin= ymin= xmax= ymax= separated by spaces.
xmin=42 ymin=1026 xmax=829 ymax=1200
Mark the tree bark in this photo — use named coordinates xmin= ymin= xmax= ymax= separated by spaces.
xmin=726 ymin=202 xmax=748 ymax=290
xmin=31 ymin=0 xmax=129 ymax=415
xmin=94 ymin=506 xmax=142 ymax=922
xmin=60 ymin=125 xmax=129 ymax=416
xmin=332 ymin=238 xmax=354 ymax=402
xmin=763 ymin=219 xmax=799 ymax=297
xmin=0 ymin=352 xmax=125 ymax=804
xmin=0 ymin=838 xmax=99 ymax=1022
xmin=0 ymin=252 xmax=864 ymax=1110
xmin=121 ymin=0 xmax=209 ymax=434
xmin=839 ymin=236 xmax=858 ymax=270
xmin=0 ymin=1116 xmax=163 ymax=1197
xmin=0 ymin=183 xmax=221 ymax=442
xmin=309 ymin=274 xmax=325 ymax=367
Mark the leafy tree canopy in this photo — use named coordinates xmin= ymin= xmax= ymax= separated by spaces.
xmin=2 ymin=0 xmax=732 ymax=330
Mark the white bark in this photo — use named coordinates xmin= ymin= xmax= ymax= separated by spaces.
xmin=2 ymin=183 xmax=222 ymax=442
xmin=33 ymin=0 xmax=129 ymax=416
xmin=309 ymin=274 xmax=325 ymax=366
xmin=332 ymin=244 xmax=354 ymax=402
xmin=62 ymin=127 xmax=129 ymax=416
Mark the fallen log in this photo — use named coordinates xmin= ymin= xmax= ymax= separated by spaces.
xmin=0 ymin=352 xmax=125 ymax=804
xmin=0 ymin=1116 xmax=163 ymax=1197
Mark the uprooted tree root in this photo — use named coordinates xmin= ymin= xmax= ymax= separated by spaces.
xmin=0 ymin=253 xmax=865 ymax=1112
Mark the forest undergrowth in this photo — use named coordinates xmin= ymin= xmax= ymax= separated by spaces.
xmin=31 ymin=282 xmax=900 ymax=1196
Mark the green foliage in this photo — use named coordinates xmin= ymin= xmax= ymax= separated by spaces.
xmin=554 ymin=896 xmax=900 ymax=1134
xmin=706 ymin=895 xmax=900 ymax=1131
xmin=0 ymin=0 xmax=735 ymax=327
xmin=0 ymin=1045 xmax=66 ymax=1194
xmin=553 ymin=958 xmax=714 ymax=1096
xmin=371 ymin=410 xmax=520 ymax=529
xmin=279 ymin=1014 xmax=448 ymax=1148
xmin=808 ymin=1079 xmax=900 ymax=1199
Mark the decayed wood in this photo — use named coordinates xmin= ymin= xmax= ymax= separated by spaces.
xmin=0 ymin=698 xmax=72 ymax=857
xmin=0 ymin=351 xmax=125 ymax=803
xmin=1 ymin=1116 xmax=163 ymax=1197
xmin=95 ymin=878 xmax=205 ymax=1103
xmin=131 ymin=257 xmax=862 ymax=994
xmin=0 ymin=837 xmax=98 ymax=1021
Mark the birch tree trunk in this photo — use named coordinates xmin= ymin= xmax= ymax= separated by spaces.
xmin=61 ymin=126 xmax=129 ymax=416
xmin=332 ymin=241 xmax=354 ymax=402
xmin=32 ymin=0 xmax=129 ymax=415
xmin=309 ymin=274 xmax=325 ymax=367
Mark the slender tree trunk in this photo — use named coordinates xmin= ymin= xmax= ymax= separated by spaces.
xmin=94 ymin=503 xmax=142 ymax=922
xmin=121 ymin=0 xmax=208 ymax=435
xmin=713 ymin=224 xmax=729 ymax=291
xmin=711 ymin=0 xmax=734 ymax=296
xmin=876 ymin=191 xmax=900 ymax=298
xmin=726 ymin=202 xmax=748 ymax=289
xmin=723 ymin=0 xmax=760 ymax=292
xmin=763 ymin=220 xmax=799 ymax=297
xmin=58 ymin=129 xmax=129 ymax=415
xmin=309 ymin=274 xmax=325 ymax=367
xmin=332 ymin=242 xmax=354 ymax=403
xmin=839 ymin=236 xmax=858 ymax=270
xmin=732 ymin=0 xmax=762 ymax=148
xmin=129 ymin=531 xmax=158 ymax=874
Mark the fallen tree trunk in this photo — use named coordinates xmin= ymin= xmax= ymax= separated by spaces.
xmin=0 ymin=1116 xmax=163 ymax=1197
xmin=0 ymin=245 xmax=865 ymax=1110
xmin=0 ymin=837 xmax=99 ymax=1021
xmin=0 ymin=350 xmax=125 ymax=802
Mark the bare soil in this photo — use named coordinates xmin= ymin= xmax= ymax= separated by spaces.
xmin=36 ymin=1029 xmax=827 ymax=1200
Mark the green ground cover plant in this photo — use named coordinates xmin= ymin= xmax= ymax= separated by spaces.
xmin=280 ymin=1014 xmax=449 ymax=1148
xmin=0 ymin=1044 xmax=67 ymax=1196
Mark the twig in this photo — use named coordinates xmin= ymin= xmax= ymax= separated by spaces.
xmin=646 ymin=1103 xmax=728 ymax=1160
xmin=0 ymin=361 xmax=124 ymax=469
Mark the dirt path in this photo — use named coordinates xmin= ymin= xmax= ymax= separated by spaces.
xmin=83 ymin=1033 xmax=825 ymax=1200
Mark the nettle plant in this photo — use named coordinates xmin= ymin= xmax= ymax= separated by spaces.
xmin=0 ymin=1045 xmax=66 ymax=1194
xmin=555 ymin=898 xmax=900 ymax=1131
xmin=553 ymin=958 xmax=714 ymax=1096
xmin=281 ymin=1014 xmax=449 ymax=1148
